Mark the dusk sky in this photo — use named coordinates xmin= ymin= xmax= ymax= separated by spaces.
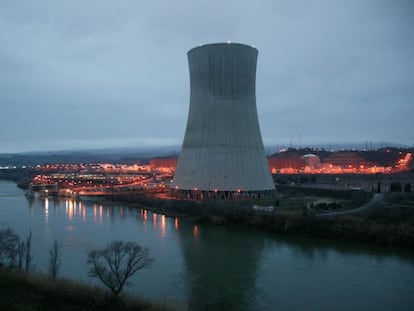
xmin=1 ymin=0 xmax=413 ymax=153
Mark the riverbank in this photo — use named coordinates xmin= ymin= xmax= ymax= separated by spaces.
xmin=106 ymin=191 xmax=414 ymax=249
xmin=0 ymin=269 xmax=174 ymax=311
xmin=0 ymin=168 xmax=36 ymax=189
xmin=3 ymin=174 xmax=414 ymax=248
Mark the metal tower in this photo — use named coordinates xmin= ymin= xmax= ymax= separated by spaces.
xmin=171 ymin=43 xmax=275 ymax=200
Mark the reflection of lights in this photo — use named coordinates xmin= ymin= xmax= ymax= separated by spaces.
xmin=161 ymin=214 xmax=166 ymax=225
xmin=193 ymin=225 xmax=198 ymax=239
xmin=93 ymin=204 xmax=97 ymax=222
xmin=68 ymin=200 xmax=74 ymax=221
xmin=174 ymin=217 xmax=179 ymax=230
xmin=99 ymin=205 xmax=103 ymax=224
xmin=45 ymin=197 xmax=49 ymax=222
xmin=161 ymin=215 xmax=166 ymax=238
xmin=153 ymin=213 xmax=157 ymax=226
xmin=142 ymin=209 xmax=148 ymax=221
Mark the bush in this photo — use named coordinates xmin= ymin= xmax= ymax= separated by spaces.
xmin=390 ymin=182 xmax=403 ymax=192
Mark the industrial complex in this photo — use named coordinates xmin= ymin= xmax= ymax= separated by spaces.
xmin=6 ymin=43 xmax=412 ymax=202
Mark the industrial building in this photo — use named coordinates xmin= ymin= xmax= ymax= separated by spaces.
xmin=171 ymin=43 xmax=276 ymax=200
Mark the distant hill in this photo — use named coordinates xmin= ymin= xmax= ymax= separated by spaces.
xmin=0 ymin=146 xmax=180 ymax=166
xmin=1 ymin=142 xmax=411 ymax=167
xmin=265 ymin=142 xmax=411 ymax=154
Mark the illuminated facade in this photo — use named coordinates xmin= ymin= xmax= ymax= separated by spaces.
xmin=149 ymin=157 xmax=178 ymax=173
xmin=267 ymin=149 xmax=412 ymax=174
xmin=171 ymin=43 xmax=276 ymax=200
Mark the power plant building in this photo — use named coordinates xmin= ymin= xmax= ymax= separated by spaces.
xmin=171 ymin=43 xmax=276 ymax=200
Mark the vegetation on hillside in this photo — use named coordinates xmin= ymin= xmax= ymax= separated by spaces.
xmin=0 ymin=228 xmax=166 ymax=310
xmin=0 ymin=269 xmax=172 ymax=311
xmin=109 ymin=189 xmax=414 ymax=248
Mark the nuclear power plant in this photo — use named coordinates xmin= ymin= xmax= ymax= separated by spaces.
xmin=171 ymin=42 xmax=276 ymax=200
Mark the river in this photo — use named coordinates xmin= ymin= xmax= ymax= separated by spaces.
xmin=0 ymin=180 xmax=413 ymax=310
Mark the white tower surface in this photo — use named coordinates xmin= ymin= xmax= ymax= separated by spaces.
xmin=171 ymin=43 xmax=276 ymax=200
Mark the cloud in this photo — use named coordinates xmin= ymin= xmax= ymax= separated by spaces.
xmin=0 ymin=0 xmax=413 ymax=152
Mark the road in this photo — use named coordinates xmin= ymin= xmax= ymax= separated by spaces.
xmin=317 ymin=193 xmax=384 ymax=217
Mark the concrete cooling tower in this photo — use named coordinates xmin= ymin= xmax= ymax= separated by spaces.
xmin=171 ymin=43 xmax=276 ymax=200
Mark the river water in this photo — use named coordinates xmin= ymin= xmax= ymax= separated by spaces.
xmin=0 ymin=180 xmax=413 ymax=310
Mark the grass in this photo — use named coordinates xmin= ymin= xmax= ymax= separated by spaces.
xmin=0 ymin=269 xmax=175 ymax=311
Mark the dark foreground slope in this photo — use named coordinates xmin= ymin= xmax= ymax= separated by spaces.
xmin=0 ymin=269 xmax=173 ymax=311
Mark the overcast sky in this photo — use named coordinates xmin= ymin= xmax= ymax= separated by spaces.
xmin=1 ymin=0 xmax=413 ymax=153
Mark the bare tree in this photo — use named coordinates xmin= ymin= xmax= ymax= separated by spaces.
xmin=0 ymin=229 xmax=33 ymax=271
xmin=16 ymin=230 xmax=34 ymax=271
xmin=25 ymin=230 xmax=32 ymax=272
xmin=0 ymin=228 xmax=20 ymax=268
xmin=87 ymin=241 xmax=153 ymax=296
xmin=16 ymin=240 xmax=26 ymax=270
xmin=48 ymin=240 xmax=62 ymax=281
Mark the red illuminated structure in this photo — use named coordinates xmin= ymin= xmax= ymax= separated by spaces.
xmin=149 ymin=148 xmax=413 ymax=175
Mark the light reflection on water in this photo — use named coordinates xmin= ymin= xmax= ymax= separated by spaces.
xmin=52 ymin=198 xmax=175 ymax=236
xmin=1 ymin=180 xmax=414 ymax=311
xmin=44 ymin=197 xmax=49 ymax=223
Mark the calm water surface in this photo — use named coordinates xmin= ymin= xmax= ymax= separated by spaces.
xmin=0 ymin=180 xmax=413 ymax=310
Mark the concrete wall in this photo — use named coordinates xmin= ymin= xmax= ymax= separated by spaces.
xmin=171 ymin=43 xmax=275 ymax=193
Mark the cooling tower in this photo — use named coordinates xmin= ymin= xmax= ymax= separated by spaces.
xmin=171 ymin=43 xmax=275 ymax=200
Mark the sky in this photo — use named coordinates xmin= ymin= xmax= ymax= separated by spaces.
xmin=1 ymin=0 xmax=413 ymax=153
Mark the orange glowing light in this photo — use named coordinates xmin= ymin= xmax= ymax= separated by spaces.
xmin=161 ymin=215 xmax=166 ymax=238
xmin=68 ymin=200 xmax=74 ymax=221
xmin=174 ymin=217 xmax=179 ymax=230
xmin=44 ymin=198 xmax=49 ymax=222
xmin=93 ymin=204 xmax=97 ymax=222
xmin=193 ymin=225 xmax=199 ymax=238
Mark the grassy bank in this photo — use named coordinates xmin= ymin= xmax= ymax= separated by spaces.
xmin=107 ymin=191 xmax=414 ymax=249
xmin=0 ymin=269 xmax=174 ymax=311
